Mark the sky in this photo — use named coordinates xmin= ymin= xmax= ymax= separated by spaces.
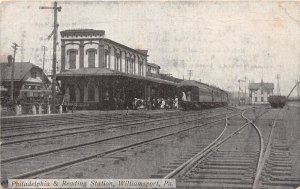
xmin=1 ymin=1 xmax=299 ymax=95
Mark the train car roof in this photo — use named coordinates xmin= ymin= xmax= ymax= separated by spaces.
xmin=179 ymin=80 xmax=211 ymax=89
xmin=180 ymin=80 xmax=228 ymax=94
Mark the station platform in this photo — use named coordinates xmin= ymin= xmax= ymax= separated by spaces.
xmin=66 ymin=109 xmax=181 ymax=116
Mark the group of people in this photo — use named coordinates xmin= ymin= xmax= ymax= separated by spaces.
xmin=133 ymin=97 xmax=179 ymax=110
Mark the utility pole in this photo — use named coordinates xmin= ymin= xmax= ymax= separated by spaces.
xmin=237 ymin=77 xmax=246 ymax=106
xmin=42 ymin=46 xmax=46 ymax=72
xmin=244 ymin=76 xmax=247 ymax=98
xmin=40 ymin=2 xmax=61 ymax=112
xmin=297 ymin=77 xmax=299 ymax=99
xmin=10 ymin=43 xmax=19 ymax=102
xmin=238 ymin=80 xmax=241 ymax=106
xmin=187 ymin=70 xmax=192 ymax=80
xmin=276 ymin=74 xmax=280 ymax=95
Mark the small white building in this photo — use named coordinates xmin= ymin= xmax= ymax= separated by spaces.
xmin=249 ymin=80 xmax=274 ymax=104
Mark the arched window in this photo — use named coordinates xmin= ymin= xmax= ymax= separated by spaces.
xmin=130 ymin=59 xmax=134 ymax=74
xmin=115 ymin=54 xmax=121 ymax=71
xmin=67 ymin=49 xmax=78 ymax=69
xmin=138 ymin=61 xmax=143 ymax=76
xmin=125 ymin=58 xmax=129 ymax=73
xmin=86 ymin=48 xmax=97 ymax=68
xmin=104 ymin=51 xmax=108 ymax=68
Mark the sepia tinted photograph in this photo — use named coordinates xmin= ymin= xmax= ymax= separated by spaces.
xmin=1 ymin=1 xmax=300 ymax=189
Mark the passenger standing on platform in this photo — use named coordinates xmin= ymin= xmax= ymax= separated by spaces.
xmin=133 ymin=98 xmax=138 ymax=110
xmin=161 ymin=98 xmax=165 ymax=109
xmin=147 ymin=97 xmax=151 ymax=110
xmin=151 ymin=99 xmax=155 ymax=110
xmin=170 ymin=98 xmax=174 ymax=109
xmin=165 ymin=98 xmax=170 ymax=110
xmin=174 ymin=97 xmax=179 ymax=109
xmin=113 ymin=97 xmax=118 ymax=110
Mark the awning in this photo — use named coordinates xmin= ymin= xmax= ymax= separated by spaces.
xmin=57 ymin=67 xmax=179 ymax=86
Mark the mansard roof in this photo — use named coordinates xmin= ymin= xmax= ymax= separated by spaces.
xmin=1 ymin=62 xmax=38 ymax=81
xmin=249 ymin=82 xmax=274 ymax=91
xmin=147 ymin=62 xmax=160 ymax=68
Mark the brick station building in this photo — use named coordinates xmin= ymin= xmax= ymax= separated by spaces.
xmin=57 ymin=29 xmax=178 ymax=110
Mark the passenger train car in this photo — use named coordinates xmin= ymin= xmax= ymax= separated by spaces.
xmin=179 ymin=80 xmax=228 ymax=110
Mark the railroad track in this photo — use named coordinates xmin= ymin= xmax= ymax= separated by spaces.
xmin=160 ymin=107 xmax=273 ymax=189
xmin=1 ymin=111 xmax=162 ymax=131
xmin=257 ymin=108 xmax=300 ymax=189
xmin=1 ymin=107 xmax=226 ymax=132
xmin=1 ymin=110 xmax=233 ymax=162
xmin=0 ymin=113 xmax=125 ymax=128
xmin=1 ymin=109 xmax=239 ymax=186
xmin=1 ymin=108 xmax=230 ymax=146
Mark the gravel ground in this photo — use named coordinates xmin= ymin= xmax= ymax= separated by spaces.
xmin=284 ymin=105 xmax=300 ymax=179
xmin=35 ymin=116 xmax=229 ymax=179
xmin=1 ymin=108 xmax=233 ymax=180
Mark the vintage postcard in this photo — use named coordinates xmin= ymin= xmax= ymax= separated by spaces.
xmin=1 ymin=1 xmax=299 ymax=189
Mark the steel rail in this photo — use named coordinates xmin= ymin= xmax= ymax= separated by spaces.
xmin=1 ymin=110 xmax=232 ymax=146
xmin=1 ymin=107 xmax=228 ymax=129
xmin=0 ymin=113 xmax=116 ymax=127
xmin=1 ymin=111 xmax=199 ymax=139
xmin=1 ymin=112 xmax=240 ymax=185
xmin=163 ymin=114 xmax=231 ymax=179
xmin=1 ymin=109 xmax=185 ymax=128
xmin=242 ymin=111 xmax=264 ymax=189
xmin=251 ymin=109 xmax=282 ymax=189
xmin=1 ymin=111 xmax=185 ymax=131
xmin=163 ymin=107 xmax=269 ymax=180
xmin=1 ymin=111 xmax=235 ymax=164
xmin=1 ymin=108 xmax=223 ymax=134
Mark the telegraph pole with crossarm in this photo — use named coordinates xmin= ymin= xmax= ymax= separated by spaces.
xmin=10 ymin=43 xmax=19 ymax=102
xmin=40 ymin=2 xmax=61 ymax=112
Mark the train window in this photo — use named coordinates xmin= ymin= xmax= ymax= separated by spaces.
xmin=261 ymin=97 xmax=264 ymax=102
xmin=255 ymin=97 xmax=257 ymax=102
